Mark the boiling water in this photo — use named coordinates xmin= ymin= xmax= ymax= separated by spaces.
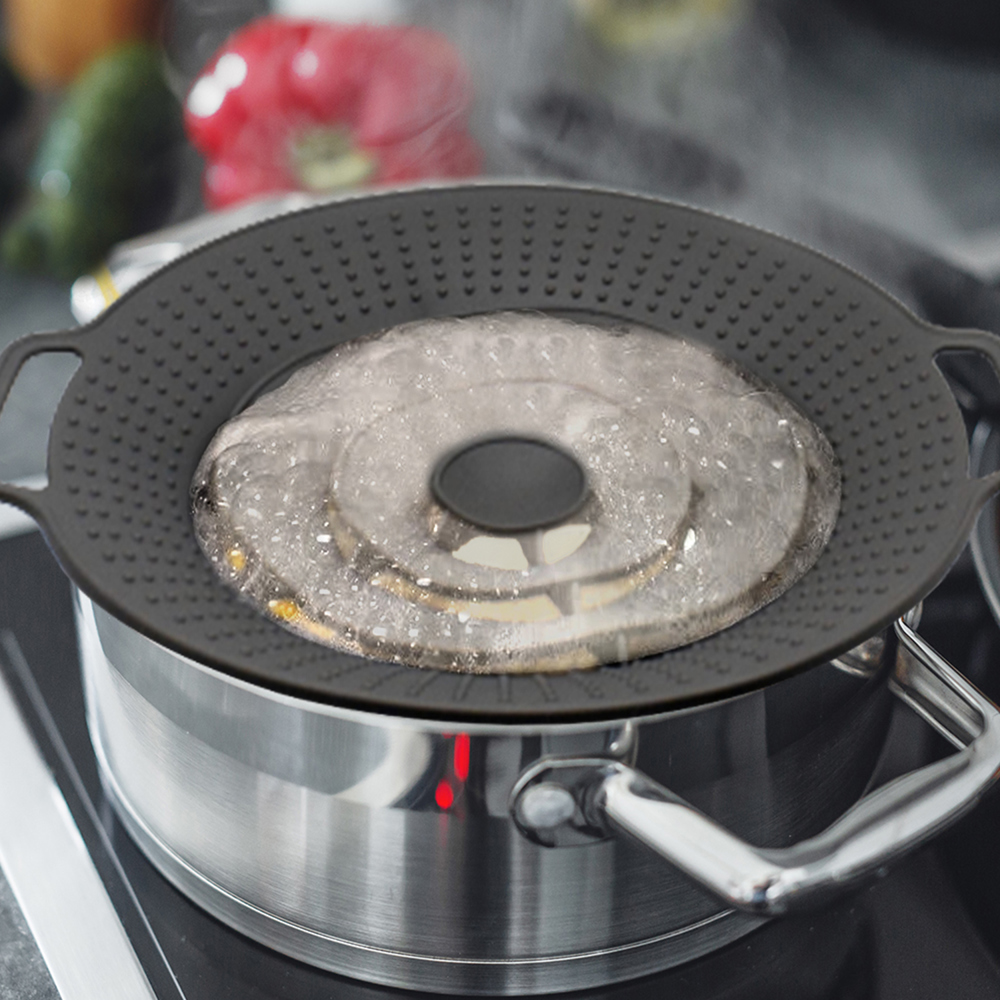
xmin=193 ymin=312 xmax=840 ymax=673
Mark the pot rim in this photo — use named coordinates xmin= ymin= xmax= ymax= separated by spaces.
xmin=77 ymin=589 xmax=881 ymax=736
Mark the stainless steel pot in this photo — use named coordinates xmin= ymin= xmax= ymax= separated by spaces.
xmin=77 ymin=593 xmax=1000 ymax=995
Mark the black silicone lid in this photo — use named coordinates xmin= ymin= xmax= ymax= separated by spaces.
xmin=1 ymin=184 xmax=999 ymax=722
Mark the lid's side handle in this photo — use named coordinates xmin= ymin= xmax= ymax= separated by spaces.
xmin=511 ymin=617 xmax=1000 ymax=915
xmin=0 ymin=331 xmax=84 ymax=524
xmin=931 ymin=326 xmax=1000 ymax=505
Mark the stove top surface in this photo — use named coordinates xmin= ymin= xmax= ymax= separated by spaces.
xmin=2 ymin=529 xmax=1000 ymax=999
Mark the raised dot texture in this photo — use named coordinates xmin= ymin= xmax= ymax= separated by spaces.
xmin=34 ymin=186 xmax=974 ymax=722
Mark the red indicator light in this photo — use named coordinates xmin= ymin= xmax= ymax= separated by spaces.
xmin=454 ymin=733 xmax=470 ymax=782
xmin=435 ymin=780 xmax=455 ymax=810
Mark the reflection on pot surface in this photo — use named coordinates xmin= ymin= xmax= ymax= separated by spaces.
xmin=78 ymin=592 xmax=891 ymax=994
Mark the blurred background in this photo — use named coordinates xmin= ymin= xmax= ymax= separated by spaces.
xmin=4 ymin=0 xmax=1000 ymax=493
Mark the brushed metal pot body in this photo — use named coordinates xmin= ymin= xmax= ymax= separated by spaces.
xmin=76 ymin=592 xmax=896 ymax=995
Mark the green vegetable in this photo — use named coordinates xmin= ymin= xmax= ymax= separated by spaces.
xmin=2 ymin=42 xmax=180 ymax=280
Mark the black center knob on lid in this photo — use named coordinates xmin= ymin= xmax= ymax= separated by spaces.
xmin=431 ymin=436 xmax=588 ymax=533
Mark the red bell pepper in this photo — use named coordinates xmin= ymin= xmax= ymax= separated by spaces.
xmin=184 ymin=17 xmax=482 ymax=209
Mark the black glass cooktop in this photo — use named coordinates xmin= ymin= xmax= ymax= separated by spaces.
xmin=2 ymin=528 xmax=1000 ymax=999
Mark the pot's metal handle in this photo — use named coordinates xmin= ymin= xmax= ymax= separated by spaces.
xmin=0 ymin=330 xmax=83 ymax=521
xmin=511 ymin=618 xmax=1000 ymax=916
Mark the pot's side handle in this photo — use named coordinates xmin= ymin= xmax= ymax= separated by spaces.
xmin=511 ymin=618 xmax=1000 ymax=916
xmin=0 ymin=330 xmax=84 ymax=522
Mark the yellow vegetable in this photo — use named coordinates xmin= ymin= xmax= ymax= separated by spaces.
xmin=574 ymin=0 xmax=742 ymax=51
xmin=3 ymin=0 xmax=161 ymax=87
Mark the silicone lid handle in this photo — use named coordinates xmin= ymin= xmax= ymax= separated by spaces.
xmin=0 ymin=330 xmax=84 ymax=525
